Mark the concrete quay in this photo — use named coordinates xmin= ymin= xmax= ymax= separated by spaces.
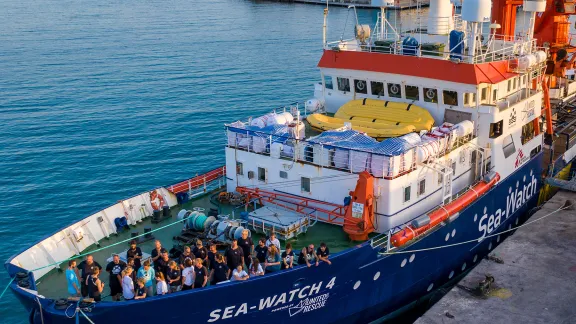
xmin=415 ymin=190 xmax=576 ymax=324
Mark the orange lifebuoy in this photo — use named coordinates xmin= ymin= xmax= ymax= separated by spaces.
xmin=150 ymin=190 xmax=165 ymax=211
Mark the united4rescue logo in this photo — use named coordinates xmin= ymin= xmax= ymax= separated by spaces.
xmin=514 ymin=149 xmax=528 ymax=168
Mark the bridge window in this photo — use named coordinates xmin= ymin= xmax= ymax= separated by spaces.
xmin=493 ymin=89 xmax=498 ymax=102
xmin=354 ymin=79 xmax=368 ymax=94
xmin=424 ymin=88 xmax=438 ymax=103
xmin=324 ymin=76 xmax=333 ymax=90
xmin=507 ymin=80 xmax=512 ymax=92
xmin=405 ymin=85 xmax=419 ymax=100
xmin=279 ymin=171 xmax=288 ymax=179
xmin=236 ymin=162 xmax=244 ymax=176
xmin=301 ymin=177 xmax=311 ymax=193
xmin=521 ymin=121 xmax=535 ymax=145
xmin=452 ymin=161 xmax=456 ymax=175
xmin=337 ymin=77 xmax=350 ymax=92
xmin=489 ymin=120 xmax=503 ymax=138
xmin=502 ymin=134 xmax=516 ymax=158
xmin=388 ymin=83 xmax=402 ymax=98
xmin=371 ymin=81 xmax=384 ymax=96
xmin=258 ymin=167 xmax=267 ymax=182
xmin=404 ymin=185 xmax=411 ymax=202
xmin=438 ymin=168 xmax=445 ymax=185
xmin=443 ymin=90 xmax=458 ymax=106
xmin=417 ymin=179 xmax=426 ymax=196
xmin=481 ymin=88 xmax=487 ymax=101
xmin=513 ymin=78 xmax=517 ymax=90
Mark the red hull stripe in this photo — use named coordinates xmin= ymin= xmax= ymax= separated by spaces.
xmin=317 ymin=50 xmax=517 ymax=85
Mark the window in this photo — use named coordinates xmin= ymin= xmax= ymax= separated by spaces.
xmin=418 ymin=179 xmax=426 ymax=196
xmin=354 ymin=79 xmax=367 ymax=94
xmin=522 ymin=75 xmax=527 ymax=86
xmin=507 ymin=80 xmax=511 ymax=92
xmin=337 ymin=77 xmax=350 ymax=92
xmin=388 ymin=83 xmax=402 ymax=98
xmin=471 ymin=93 xmax=476 ymax=105
xmin=324 ymin=76 xmax=333 ymax=90
xmin=493 ymin=89 xmax=498 ymax=101
xmin=424 ymin=88 xmax=438 ymax=103
xmin=443 ymin=90 xmax=458 ymax=106
xmin=236 ymin=162 xmax=244 ymax=175
xmin=301 ymin=177 xmax=311 ymax=192
xmin=371 ymin=81 xmax=384 ymax=96
xmin=513 ymin=78 xmax=517 ymax=90
xmin=279 ymin=171 xmax=288 ymax=179
xmin=464 ymin=93 xmax=469 ymax=105
xmin=452 ymin=161 xmax=456 ymax=175
xmin=502 ymin=134 xmax=516 ymax=158
xmin=404 ymin=186 xmax=411 ymax=202
xmin=481 ymin=88 xmax=488 ymax=101
xmin=489 ymin=120 xmax=503 ymax=138
xmin=258 ymin=167 xmax=267 ymax=182
xmin=521 ymin=121 xmax=535 ymax=145
xmin=405 ymin=85 xmax=419 ymax=100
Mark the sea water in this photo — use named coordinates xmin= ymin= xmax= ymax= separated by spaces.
xmin=0 ymin=0 xmax=381 ymax=322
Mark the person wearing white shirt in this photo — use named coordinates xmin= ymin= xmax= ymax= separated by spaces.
xmin=121 ymin=267 xmax=135 ymax=300
xmin=181 ymin=258 xmax=195 ymax=290
xmin=231 ymin=265 xmax=249 ymax=281
xmin=249 ymin=258 xmax=264 ymax=277
xmin=155 ymin=272 xmax=168 ymax=295
xmin=265 ymin=233 xmax=281 ymax=252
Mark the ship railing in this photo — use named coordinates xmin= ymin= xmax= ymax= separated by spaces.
xmin=327 ymin=34 xmax=538 ymax=65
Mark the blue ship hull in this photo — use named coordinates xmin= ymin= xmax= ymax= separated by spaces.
xmin=9 ymin=153 xmax=543 ymax=324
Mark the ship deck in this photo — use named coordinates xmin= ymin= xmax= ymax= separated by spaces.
xmin=34 ymin=189 xmax=357 ymax=301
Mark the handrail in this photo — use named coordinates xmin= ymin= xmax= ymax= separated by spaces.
xmin=167 ymin=166 xmax=226 ymax=194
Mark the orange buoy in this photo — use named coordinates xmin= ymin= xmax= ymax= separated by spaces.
xmin=343 ymin=171 xmax=376 ymax=241
xmin=150 ymin=190 xmax=165 ymax=211
xmin=391 ymin=172 xmax=500 ymax=247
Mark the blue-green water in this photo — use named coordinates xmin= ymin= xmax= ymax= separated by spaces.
xmin=0 ymin=0 xmax=381 ymax=322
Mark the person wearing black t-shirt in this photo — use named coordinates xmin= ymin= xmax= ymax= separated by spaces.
xmin=224 ymin=239 xmax=244 ymax=270
xmin=194 ymin=240 xmax=209 ymax=266
xmin=126 ymin=240 xmax=143 ymax=273
xmin=254 ymin=238 xmax=267 ymax=264
xmin=151 ymin=240 xmax=166 ymax=272
xmin=297 ymin=244 xmax=317 ymax=267
xmin=157 ymin=252 xmax=171 ymax=277
xmin=281 ymin=243 xmax=295 ymax=270
xmin=86 ymin=268 xmax=104 ymax=301
xmin=166 ymin=261 xmax=181 ymax=293
xmin=179 ymin=246 xmax=194 ymax=270
xmin=316 ymin=242 xmax=331 ymax=266
xmin=105 ymin=254 xmax=126 ymax=301
xmin=193 ymin=258 xmax=208 ymax=288
xmin=77 ymin=255 xmax=102 ymax=297
xmin=237 ymin=230 xmax=254 ymax=268
xmin=207 ymin=244 xmax=218 ymax=270
xmin=210 ymin=253 xmax=230 ymax=285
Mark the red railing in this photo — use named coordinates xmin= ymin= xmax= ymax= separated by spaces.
xmin=167 ymin=166 xmax=226 ymax=194
xmin=236 ymin=187 xmax=358 ymax=227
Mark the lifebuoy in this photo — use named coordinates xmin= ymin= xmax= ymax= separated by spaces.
xmin=150 ymin=190 xmax=165 ymax=211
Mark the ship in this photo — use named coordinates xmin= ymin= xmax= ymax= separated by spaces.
xmin=5 ymin=0 xmax=576 ymax=323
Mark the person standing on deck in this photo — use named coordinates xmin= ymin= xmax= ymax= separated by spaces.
xmin=66 ymin=260 xmax=81 ymax=297
xmin=297 ymin=244 xmax=318 ymax=268
xmin=121 ymin=267 xmax=135 ymax=300
xmin=207 ymin=244 xmax=218 ymax=270
xmin=181 ymin=258 xmax=195 ymax=291
xmin=77 ymin=255 xmax=102 ymax=297
xmin=316 ymin=242 xmax=331 ymax=266
xmin=194 ymin=240 xmax=209 ymax=266
xmin=193 ymin=258 xmax=208 ymax=289
xmin=126 ymin=240 xmax=143 ymax=273
xmin=86 ymin=268 xmax=104 ymax=302
xmin=210 ymin=253 xmax=230 ymax=285
xmin=166 ymin=261 xmax=181 ymax=293
xmin=237 ymin=230 xmax=254 ymax=268
xmin=225 ymin=239 xmax=244 ymax=271
xmin=137 ymin=259 xmax=155 ymax=297
xmin=265 ymin=233 xmax=281 ymax=252
xmin=151 ymin=240 xmax=166 ymax=272
xmin=157 ymin=251 xmax=171 ymax=278
xmin=254 ymin=238 xmax=267 ymax=264
xmin=105 ymin=254 xmax=126 ymax=301
xmin=264 ymin=245 xmax=281 ymax=274
xmin=281 ymin=243 xmax=294 ymax=270
xmin=179 ymin=246 xmax=194 ymax=270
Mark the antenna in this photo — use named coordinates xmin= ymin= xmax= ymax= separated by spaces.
xmin=323 ymin=0 xmax=329 ymax=47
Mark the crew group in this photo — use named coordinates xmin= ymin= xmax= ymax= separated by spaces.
xmin=65 ymin=231 xmax=331 ymax=301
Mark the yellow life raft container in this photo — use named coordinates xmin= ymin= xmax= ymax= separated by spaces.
xmin=307 ymin=99 xmax=435 ymax=139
